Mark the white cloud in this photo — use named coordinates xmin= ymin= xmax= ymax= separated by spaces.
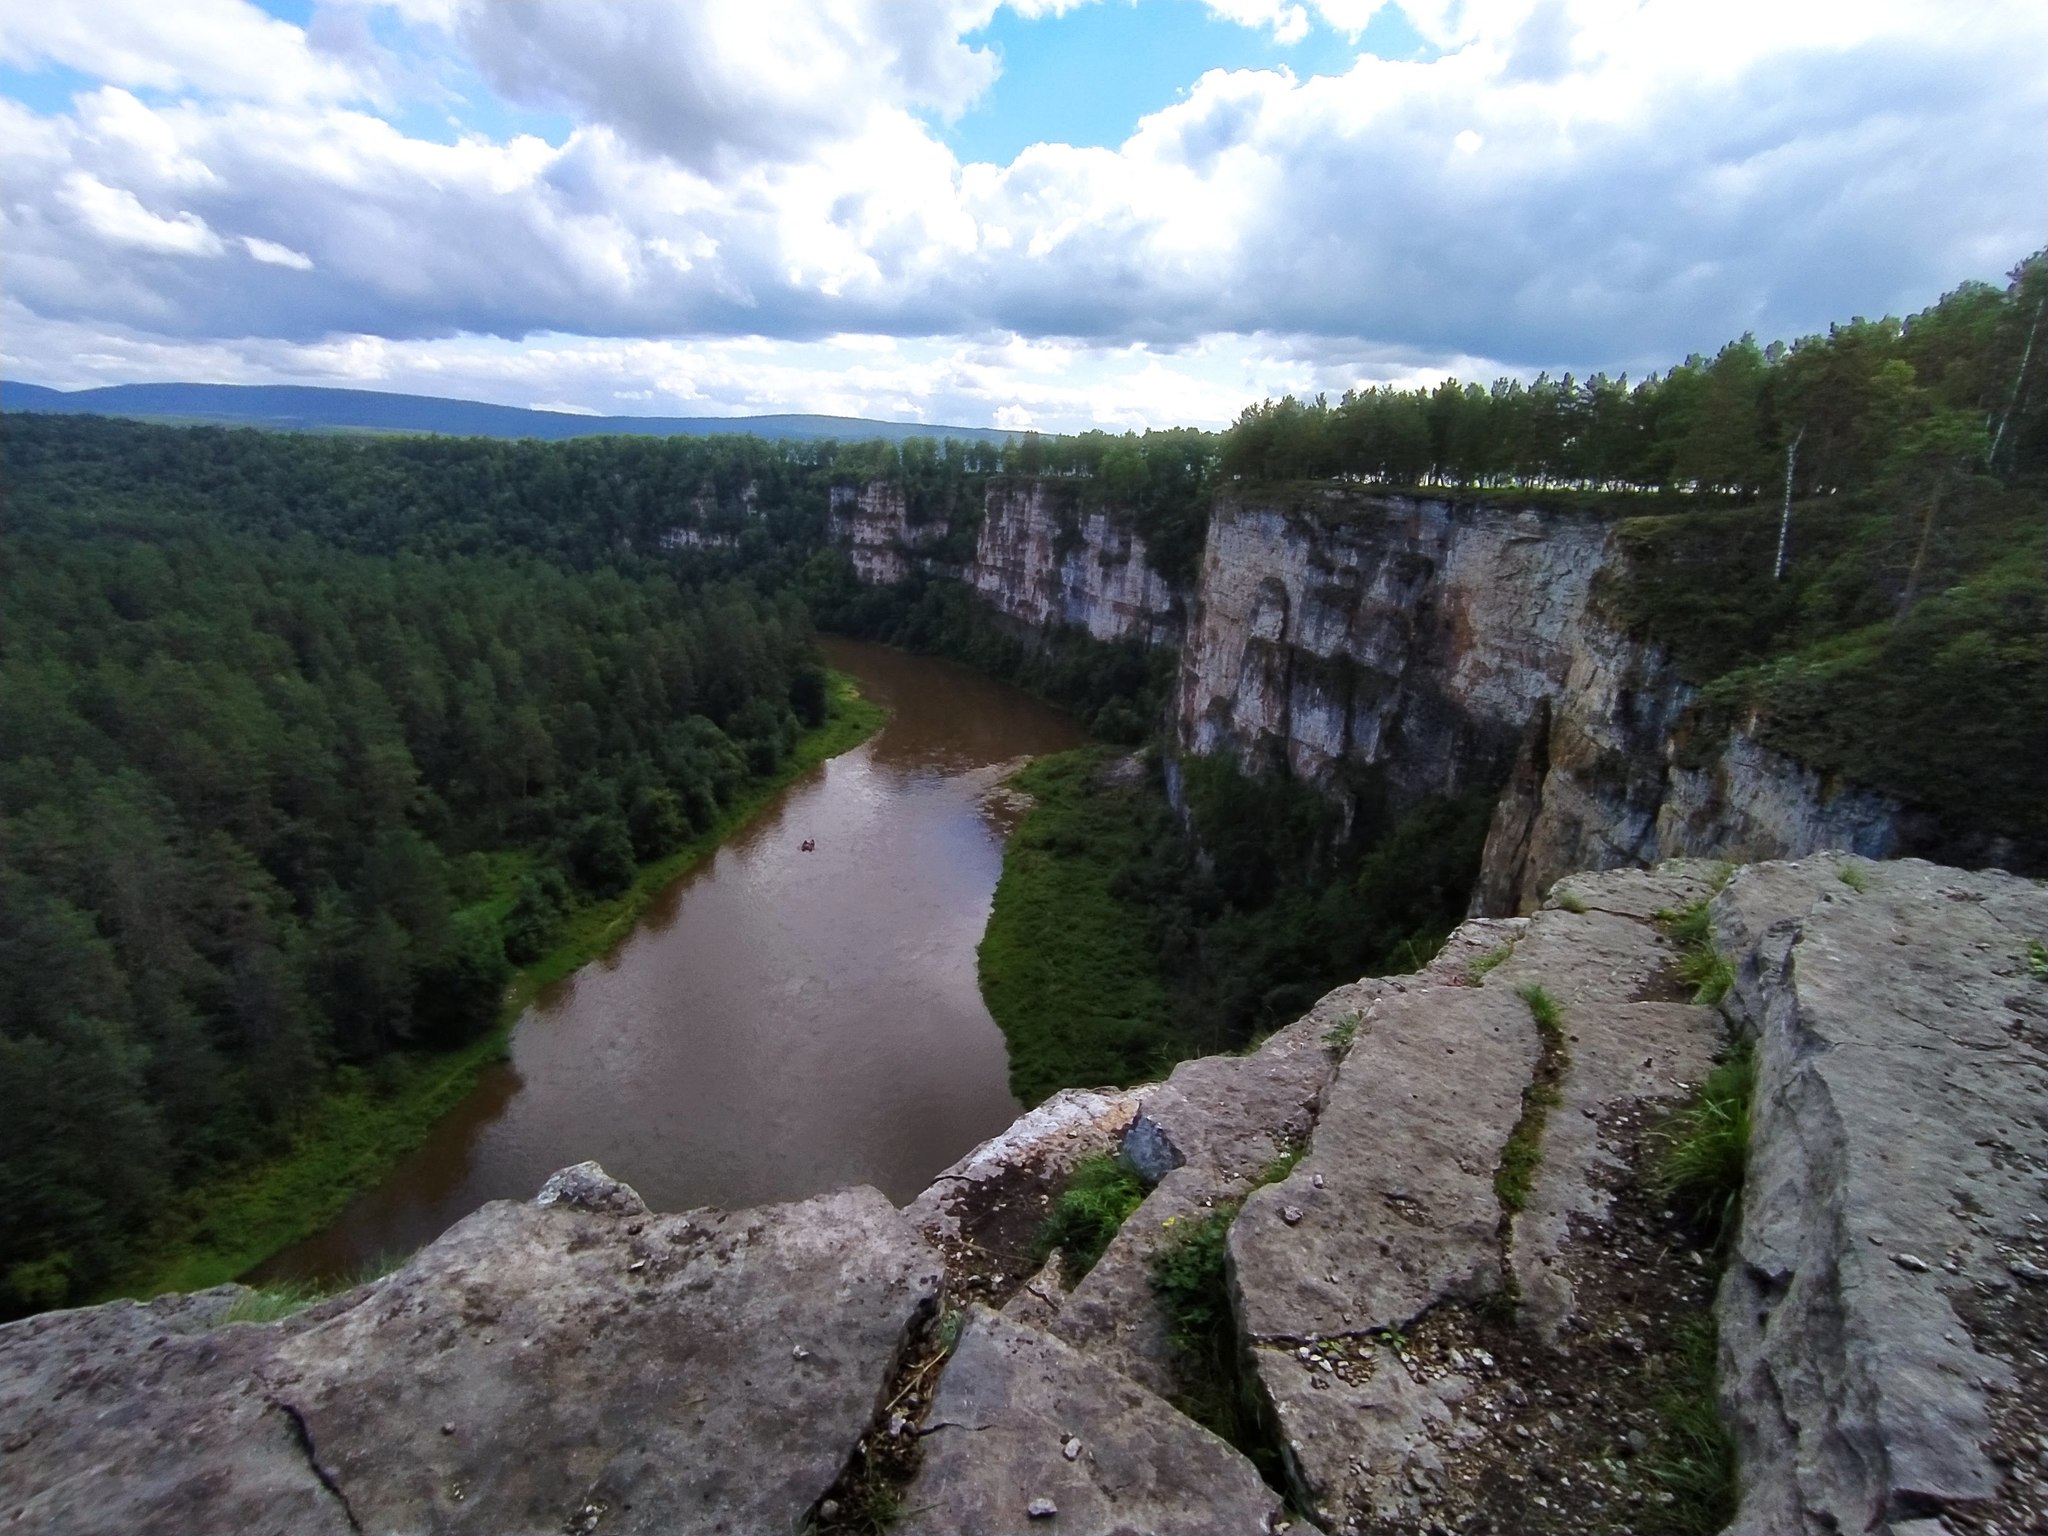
xmin=0 ymin=0 xmax=368 ymax=104
xmin=448 ymin=0 xmax=1006 ymax=171
xmin=242 ymin=236 xmax=314 ymax=270
xmin=59 ymin=173 xmax=224 ymax=256
xmin=2 ymin=0 xmax=2044 ymax=422
xmin=1201 ymin=1 xmax=1313 ymax=43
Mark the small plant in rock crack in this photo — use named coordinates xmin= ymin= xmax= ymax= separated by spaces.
xmin=1837 ymin=861 xmax=1870 ymax=892
xmin=1556 ymin=890 xmax=1589 ymax=914
xmin=1032 ymin=1154 xmax=1145 ymax=1279
xmin=1465 ymin=943 xmax=1512 ymax=985
xmin=2027 ymin=939 xmax=2048 ymax=980
xmin=1658 ymin=899 xmax=1735 ymax=1006
xmin=1321 ymin=1011 xmax=1360 ymax=1055
xmin=1652 ymin=1043 xmax=1757 ymax=1251
xmin=1495 ymin=985 xmax=1568 ymax=1213
xmin=1150 ymin=1206 xmax=1280 ymax=1475
xmin=1637 ymin=1316 xmax=1739 ymax=1536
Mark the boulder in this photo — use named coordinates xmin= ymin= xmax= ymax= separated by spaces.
xmin=266 ymin=1181 xmax=939 ymax=1536
xmin=1 ymin=1172 xmax=941 ymax=1536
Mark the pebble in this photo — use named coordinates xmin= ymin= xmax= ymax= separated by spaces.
xmin=440 ymin=1422 xmax=456 ymax=1436
xmin=1282 ymin=1206 xmax=1305 ymax=1226
xmin=1312 ymin=1174 xmax=1326 ymax=1189
xmin=1893 ymin=1253 xmax=1931 ymax=1273
xmin=1027 ymin=1496 xmax=1058 ymax=1519
xmin=2009 ymin=1260 xmax=2048 ymax=1285
xmin=1063 ymin=1436 xmax=1083 ymax=1461
xmin=792 ymin=1344 xmax=813 ymax=1361
xmin=819 ymin=1499 xmax=841 ymax=1521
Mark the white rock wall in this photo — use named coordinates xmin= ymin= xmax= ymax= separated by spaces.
xmin=967 ymin=481 xmax=1181 ymax=645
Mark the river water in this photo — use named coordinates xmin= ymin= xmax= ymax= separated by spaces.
xmin=257 ymin=638 xmax=1081 ymax=1284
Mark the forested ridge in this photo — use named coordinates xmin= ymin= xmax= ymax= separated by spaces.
xmin=4 ymin=250 xmax=2043 ymax=1313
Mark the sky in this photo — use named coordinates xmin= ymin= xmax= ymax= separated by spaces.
xmin=0 ymin=0 xmax=2043 ymax=432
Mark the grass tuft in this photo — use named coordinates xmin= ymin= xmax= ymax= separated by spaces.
xmin=1465 ymin=943 xmax=1512 ymax=985
xmin=1032 ymin=1154 xmax=1145 ymax=1280
xmin=1659 ymin=900 xmax=1735 ymax=1006
xmin=1321 ymin=1012 xmax=1360 ymax=1056
xmin=1557 ymin=890 xmax=1589 ymax=914
xmin=219 ymin=1280 xmax=329 ymax=1326
xmin=1652 ymin=1045 xmax=1757 ymax=1250
xmin=1836 ymin=862 xmax=1870 ymax=893
xmin=1638 ymin=1317 xmax=1739 ymax=1536
xmin=2027 ymin=939 xmax=2048 ymax=980
xmin=1496 ymin=986 xmax=1568 ymax=1214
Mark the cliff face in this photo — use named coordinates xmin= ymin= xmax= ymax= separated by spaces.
xmin=1169 ymin=492 xmax=1902 ymax=912
xmin=968 ymin=481 xmax=1181 ymax=646
xmin=831 ymin=480 xmax=1908 ymax=910
xmin=827 ymin=481 xmax=950 ymax=585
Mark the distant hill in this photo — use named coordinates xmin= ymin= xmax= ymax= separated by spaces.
xmin=0 ymin=380 xmax=1014 ymax=446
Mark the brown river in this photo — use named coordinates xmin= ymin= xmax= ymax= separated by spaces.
xmin=258 ymin=638 xmax=1081 ymax=1284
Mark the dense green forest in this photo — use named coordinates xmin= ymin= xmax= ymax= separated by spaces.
xmin=0 ymin=497 xmax=839 ymax=1310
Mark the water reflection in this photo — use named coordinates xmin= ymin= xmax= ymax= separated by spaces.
xmin=256 ymin=639 xmax=1081 ymax=1284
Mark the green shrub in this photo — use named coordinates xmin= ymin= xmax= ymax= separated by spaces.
xmin=1033 ymin=1154 xmax=1146 ymax=1279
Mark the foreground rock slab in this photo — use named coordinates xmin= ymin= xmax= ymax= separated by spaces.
xmin=899 ymin=1306 xmax=1282 ymax=1536
xmin=1714 ymin=857 xmax=2048 ymax=1536
xmin=0 ymin=1288 xmax=353 ymax=1536
xmin=2 ymin=1167 xmax=941 ymax=1536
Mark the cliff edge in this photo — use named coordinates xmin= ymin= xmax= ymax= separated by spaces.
xmin=5 ymin=856 xmax=2043 ymax=1535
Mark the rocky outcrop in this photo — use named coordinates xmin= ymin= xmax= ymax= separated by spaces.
xmin=1 ymin=1170 xmax=939 ymax=1536
xmin=968 ymin=481 xmax=1182 ymax=645
xmin=14 ymin=858 xmax=2043 ymax=1536
xmin=1712 ymin=857 xmax=2048 ymax=1536
xmin=1229 ymin=869 xmax=1726 ymax=1530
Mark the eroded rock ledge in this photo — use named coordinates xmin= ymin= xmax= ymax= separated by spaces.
xmin=5 ymin=857 xmax=2043 ymax=1536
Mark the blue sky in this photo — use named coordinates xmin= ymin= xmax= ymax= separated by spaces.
xmin=0 ymin=0 xmax=2041 ymax=429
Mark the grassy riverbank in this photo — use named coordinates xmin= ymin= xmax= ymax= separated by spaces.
xmin=978 ymin=749 xmax=1176 ymax=1104
xmin=979 ymin=745 xmax=1494 ymax=1107
xmin=99 ymin=673 xmax=886 ymax=1303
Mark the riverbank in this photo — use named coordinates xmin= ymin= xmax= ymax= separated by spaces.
xmin=97 ymin=673 xmax=888 ymax=1304
xmin=977 ymin=747 xmax=1174 ymax=1105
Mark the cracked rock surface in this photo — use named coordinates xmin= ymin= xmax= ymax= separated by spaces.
xmin=3 ymin=1170 xmax=939 ymax=1536
xmin=898 ymin=1305 xmax=1282 ymax=1536
xmin=1713 ymin=856 xmax=2048 ymax=1536
xmin=0 ymin=1287 xmax=355 ymax=1536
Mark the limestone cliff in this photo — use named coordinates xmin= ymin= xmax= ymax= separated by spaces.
xmin=831 ymin=479 xmax=1913 ymax=910
xmin=1170 ymin=491 xmax=1904 ymax=912
xmin=968 ymin=480 xmax=1182 ymax=645
xmin=827 ymin=481 xmax=952 ymax=585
